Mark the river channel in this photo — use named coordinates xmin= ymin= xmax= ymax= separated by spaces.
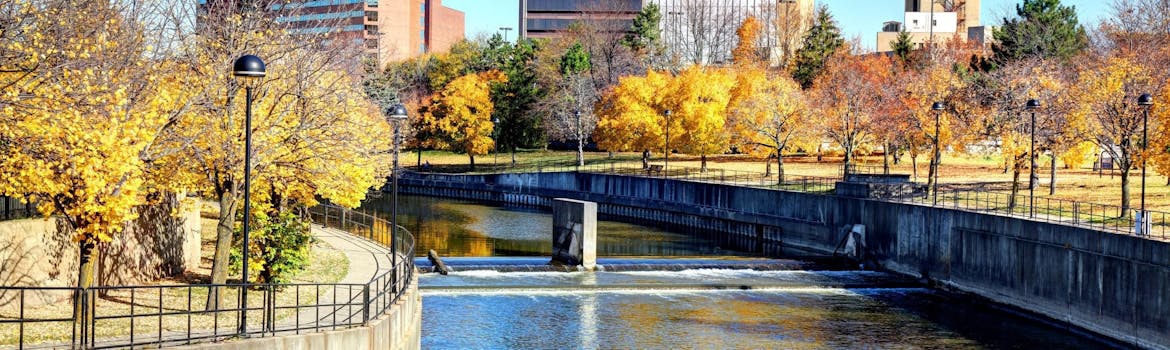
xmin=360 ymin=195 xmax=1124 ymax=349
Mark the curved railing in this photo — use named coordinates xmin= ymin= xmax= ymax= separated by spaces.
xmin=0 ymin=204 xmax=414 ymax=349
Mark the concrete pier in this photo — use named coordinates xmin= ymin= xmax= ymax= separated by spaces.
xmin=551 ymin=198 xmax=597 ymax=270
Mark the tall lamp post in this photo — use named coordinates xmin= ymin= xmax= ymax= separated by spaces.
xmin=499 ymin=27 xmax=513 ymax=42
xmin=1026 ymin=99 xmax=1041 ymax=217
xmin=575 ymin=110 xmax=582 ymax=168
xmin=232 ymin=54 xmax=265 ymax=335
xmin=1138 ymin=93 xmax=1153 ymax=235
xmin=491 ymin=117 xmax=499 ymax=166
xmin=664 ymin=109 xmax=672 ymax=173
xmin=387 ymin=104 xmax=408 ymax=280
xmin=931 ymin=102 xmax=944 ymax=205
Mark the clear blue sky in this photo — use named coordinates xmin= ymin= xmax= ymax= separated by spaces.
xmin=442 ymin=0 xmax=1111 ymax=50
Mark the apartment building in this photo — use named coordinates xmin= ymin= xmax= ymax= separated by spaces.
xmin=876 ymin=0 xmax=991 ymax=52
xmin=519 ymin=0 xmax=645 ymax=39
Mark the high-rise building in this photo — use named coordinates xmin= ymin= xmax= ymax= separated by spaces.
xmin=519 ymin=0 xmax=645 ymax=39
xmin=198 ymin=0 xmax=464 ymax=66
xmin=654 ymin=0 xmax=813 ymax=66
xmin=876 ymin=0 xmax=988 ymax=53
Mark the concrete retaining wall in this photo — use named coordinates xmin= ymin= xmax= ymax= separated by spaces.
xmin=171 ymin=274 xmax=422 ymax=350
xmin=399 ymin=171 xmax=1170 ymax=349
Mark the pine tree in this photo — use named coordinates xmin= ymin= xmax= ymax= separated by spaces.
xmin=791 ymin=5 xmax=844 ymax=89
xmin=623 ymin=3 xmax=662 ymax=54
xmin=992 ymin=0 xmax=1087 ymax=63
xmin=891 ymin=31 xmax=915 ymax=66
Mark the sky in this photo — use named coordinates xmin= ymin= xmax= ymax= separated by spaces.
xmin=441 ymin=0 xmax=1112 ymax=50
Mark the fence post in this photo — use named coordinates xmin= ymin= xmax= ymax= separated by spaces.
xmin=362 ymin=284 xmax=371 ymax=325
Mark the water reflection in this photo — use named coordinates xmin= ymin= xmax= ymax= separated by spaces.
xmin=421 ymin=271 xmax=1121 ymax=350
xmin=360 ymin=195 xmax=749 ymax=257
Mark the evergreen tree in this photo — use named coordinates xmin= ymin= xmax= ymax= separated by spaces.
xmin=491 ymin=38 xmax=545 ymax=160
xmin=623 ymin=3 xmax=662 ymax=54
xmin=992 ymin=0 xmax=1087 ymax=63
xmin=791 ymin=5 xmax=844 ymax=89
xmin=561 ymin=43 xmax=592 ymax=75
xmin=890 ymin=31 xmax=915 ymax=67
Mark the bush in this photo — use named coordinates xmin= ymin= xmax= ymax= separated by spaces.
xmin=230 ymin=210 xmax=315 ymax=284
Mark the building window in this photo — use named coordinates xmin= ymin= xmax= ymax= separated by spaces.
xmin=366 ymin=11 xmax=377 ymax=22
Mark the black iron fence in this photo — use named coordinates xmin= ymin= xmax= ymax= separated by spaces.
xmin=0 ymin=204 xmax=414 ymax=349
xmin=411 ymin=159 xmax=1169 ymax=241
xmin=1 ymin=196 xmax=37 ymax=221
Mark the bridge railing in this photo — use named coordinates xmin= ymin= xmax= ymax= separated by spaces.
xmin=0 ymin=204 xmax=414 ymax=349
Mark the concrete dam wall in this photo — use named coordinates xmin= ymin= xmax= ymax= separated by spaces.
xmin=398 ymin=172 xmax=1169 ymax=349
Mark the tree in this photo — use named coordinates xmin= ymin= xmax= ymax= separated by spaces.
xmin=425 ymin=71 xmax=505 ymax=170
xmin=490 ymin=38 xmax=545 ymax=166
xmin=553 ymin=43 xmax=596 ymax=166
xmin=732 ymin=16 xmax=766 ymax=66
xmin=992 ymin=0 xmax=1088 ymax=63
xmin=1074 ymin=54 xmax=1156 ymax=217
xmin=594 ymin=71 xmax=673 ymax=158
xmin=791 ymin=5 xmax=844 ymax=89
xmin=812 ymin=49 xmax=891 ymax=176
xmin=728 ymin=67 xmax=807 ymax=183
xmin=429 ymin=40 xmax=484 ymax=91
xmin=623 ymin=2 xmax=664 ymax=67
xmin=890 ymin=31 xmax=916 ymax=67
xmin=670 ymin=66 xmax=735 ymax=171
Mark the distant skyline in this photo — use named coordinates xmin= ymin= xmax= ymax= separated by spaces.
xmin=442 ymin=0 xmax=1112 ymax=51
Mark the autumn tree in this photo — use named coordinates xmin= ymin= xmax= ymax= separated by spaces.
xmin=728 ymin=68 xmax=807 ymax=182
xmin=670 ymin=66 xmax=735 ymax=171
xmin=732 ymin=16 xmax=766 ymax=66
xmin=1074 ymin=54 xmax=1157 ymax=216
xmin=812 ymin=49 xmax=891 ymax=176
xmin=594 ymin=71 xmax=673 ymax=161
xmin=424 ymin=71 xmax=505 ymax=170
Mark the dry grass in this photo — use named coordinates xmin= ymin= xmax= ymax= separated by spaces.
xmin=0 ymin=202 xmax=351 ymax=347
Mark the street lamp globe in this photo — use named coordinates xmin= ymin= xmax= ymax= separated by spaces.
xmin=232 ymin=55 xmax=266 ymax=78
xmin=387 ymin=103 xmax=408 ymax=122
xmin=1139 ymin=93 xmax=1153 ymax=107
xmin=931 ymin=102 xmax=945 ymax=111
xmin=1026 ymin=99 xmax=1040 ymax=111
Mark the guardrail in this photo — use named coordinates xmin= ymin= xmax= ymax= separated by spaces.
xmin=409 ymin=158 xmax=1169 ymax=241
xmin=0 ymin=204 xmax=414 ymax=349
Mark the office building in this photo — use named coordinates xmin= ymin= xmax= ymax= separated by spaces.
xmin=876 ymin=0 xmax=990 ymax=53
xmin=519 ymin=0 xmax=645 ymax=39
xmin=199 ymin=0 xmax=465 ymax=66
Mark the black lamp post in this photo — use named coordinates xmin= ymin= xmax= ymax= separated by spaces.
xmin=1026 ymin=99 xmax=1041 ymax=217
xmin=232 ymin=54 xmax=265 ymax=335
xmin=491 ymin=117 xmax=499 ymax=166
xmin=931 ymin=101 xmax=944 ymax=205
xmin=499 ymin=27 xmax=513 ymax=42
xmin=387 ymin=104 xmax=408 ymax=277
xmin=1139 ymin=93 xmax=1153 ymax=235
xmin=664 ymin=109 xmax=672 ymax=174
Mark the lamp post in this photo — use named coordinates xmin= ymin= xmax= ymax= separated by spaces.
xmin=1138 ymin=93 xmax=1153 ymax=235
xmin=499 ymin=27 xmax=513 ymax=42
xmin=387 ymin=104 xmax=408 ymax=277
xmin=232 ymin=54 xmax=265 ymax=335
xmin=664 ymin=109 xmax=671 ymax=173
xmin=491 ymin=117 xmax=499 ymax=166
xmin=1026 ymin=99 xmax=1040 ymax=217
xmin=931 ymin=102 xmax=944 ymax=205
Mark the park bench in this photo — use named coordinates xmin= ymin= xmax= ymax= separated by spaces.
xmin=647 ymin=164 xmax=664 ymax=176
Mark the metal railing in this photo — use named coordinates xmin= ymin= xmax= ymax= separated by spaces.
xmin=410 ymin=158 xmax=1169 ymax=241
xmin=0 ymin=204 xmax=414 ymax=349
xmin=0 ymin=196 xmax=37 ymax=222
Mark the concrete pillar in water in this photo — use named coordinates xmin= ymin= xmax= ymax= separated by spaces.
xmin=551 ymin=198 xmax=597 ymax=270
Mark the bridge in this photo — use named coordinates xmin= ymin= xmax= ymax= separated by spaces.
xmin=399 ymin=169 xmax=1170 ymax=350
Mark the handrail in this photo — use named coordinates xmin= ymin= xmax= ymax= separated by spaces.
xmin=0 ymin=204 xmax=415 ymax=349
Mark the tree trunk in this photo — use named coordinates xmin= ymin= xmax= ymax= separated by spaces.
xmin=1121 ymin=167 xmax=1131 ymax=218
xmin=608 ymin=151 xmax=614 ymax=159
xmin=577 ymin=140 xmax=584 ymax=167
xmin=764 ymin=154 xmax=772 ymax=177
xmin=842 ymin=148 xmax=853 ymax=178
xmin=882 ymin=141 xmax=890 ymax=175
xmin=816 ymin=144 xmax=823 ymax=162
xmin=74 ymin=239 xmax=96 ymax=321
xmin=911 ymin=155 xmax=919 ymax=181
xmin=469 ymin=154 xmax=476 ymax=171
xmin=892 ymin=144 xmax=902 ymax=165
xmin=416 ymin=147 xmax=422 ymax=167
xmin=927 ymin=143 xmax=940 ymax=200
xmin=701 ymin=154 xmax=708 ymax=172
xmin=1009 ymin=156 xmax=1022 ymax=209
xmin=1050 ymin=155 xmax=1057 ymax=195
xmin=207 ymin=189 xmax=239 ymax=311
xmin=642 ymin=150 xmax=649 ymax=169
xmin=511 ymin=147 xmax=517 ymax=166
xmin=777 ymin=153 xmax=786 ymax=185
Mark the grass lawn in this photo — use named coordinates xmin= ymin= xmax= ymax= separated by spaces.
xmin=0 ymin=202 xmax=350 ymax=347
xmin=404 ymin=149 xmax=1170 ymax=212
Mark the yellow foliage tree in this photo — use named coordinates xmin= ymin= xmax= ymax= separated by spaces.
xmin=425 ymin=70 xmax=505 ymax=170
xmin=732 ymin=16 xmax=765 ymax=67
xmin=728 ymin=67 xmax=807 ymax=182
xmin=595 ymin=70 xmax=672 ymax=159
xmin=901 ymin=61 xmax=965 ymax=199
xmin=670 ymin=66 xmax=735 ymax=171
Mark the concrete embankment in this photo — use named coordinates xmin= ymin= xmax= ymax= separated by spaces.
xmin=399 ymin=171 xmax=1170 ymax=350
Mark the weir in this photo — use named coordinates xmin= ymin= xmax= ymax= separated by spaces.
xmin=399 ymin=171 xmax=1170 ymax=349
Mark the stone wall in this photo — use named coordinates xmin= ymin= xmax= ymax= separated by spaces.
xmin=399 ymin=171 xmax=1170 ymax=350
xmin=0 ymin=193 xmax=202 ymax=311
